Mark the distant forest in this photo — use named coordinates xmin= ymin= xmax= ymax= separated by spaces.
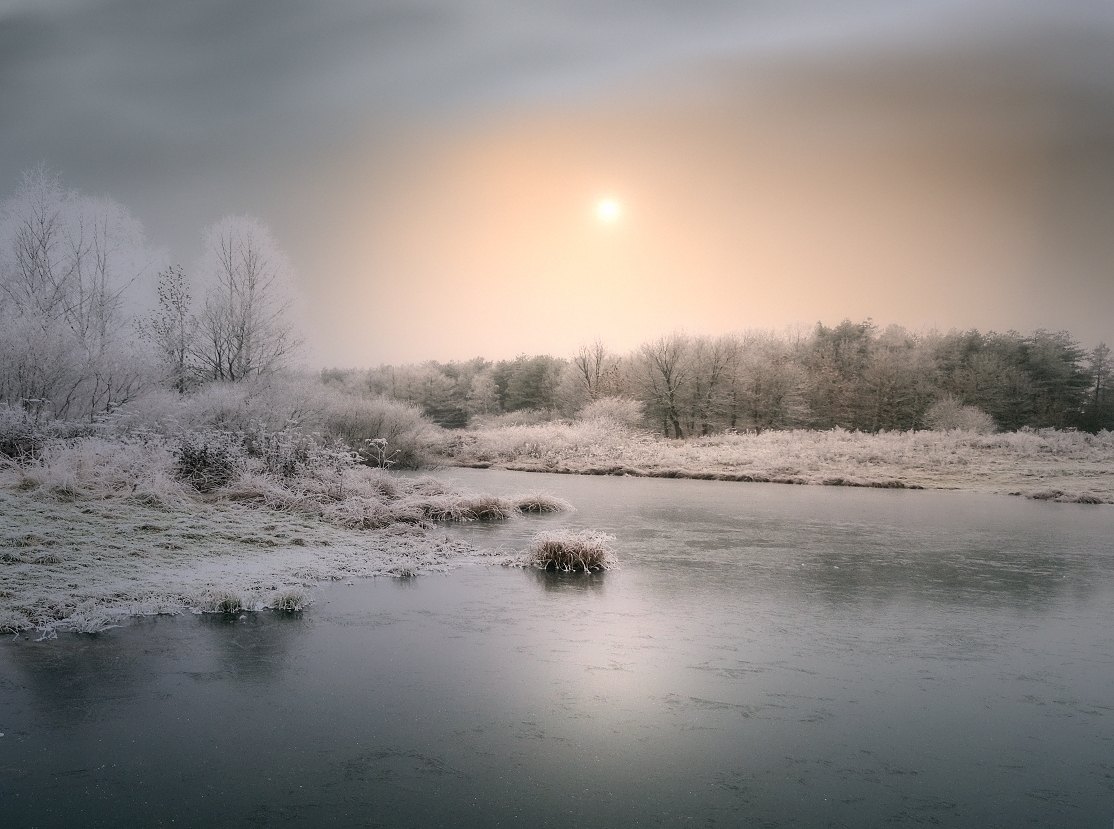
xmin=326 ymin=323 xmax=1114 ymax=435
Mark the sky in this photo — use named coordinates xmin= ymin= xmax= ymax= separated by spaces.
xmin=2 ymin=0 xmax=1113 ymax=365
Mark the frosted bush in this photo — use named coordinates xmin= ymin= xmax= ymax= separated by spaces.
xmin=8 ymin=435 xmax=187 ymax=503
xmin=174 ymin=430 xmax=245 ymax=492
xmin=468 ymin=409 xmax=560 ymax=429
xmin=110 ymin=376 xmax=438 ymax=469
xmin=925 ymin=395 xmax=997 ymax=434
xmin=0 ymin=405 xmax=98 ymax=461
xmin=577 ymin=396 xmax=645 ymax=429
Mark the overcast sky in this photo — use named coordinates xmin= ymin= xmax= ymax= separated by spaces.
xmin=2 ymin=1 xmax=1113 ymax=365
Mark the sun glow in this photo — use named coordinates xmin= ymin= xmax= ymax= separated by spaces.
xmin=596 ymin=198 xmax=621 ymax=223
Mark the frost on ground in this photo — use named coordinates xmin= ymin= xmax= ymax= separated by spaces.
xmin=0 ymin=435 xmax=567 ymax=635
xmin=437 ymin=422 xmax=1114 ymax=503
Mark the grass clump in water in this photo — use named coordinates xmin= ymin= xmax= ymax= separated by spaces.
xmin=273 ymin=588 xmax=308 ymax=611
xmin=212 ymin=591 xmax=244 ymax=614
xmin=458 ymin=495 xmax=515 ymax=520
xmin=525 ymin=530 xmax=618 ymax=572
xmin=513 ymin=491 xmax=573 ymax=513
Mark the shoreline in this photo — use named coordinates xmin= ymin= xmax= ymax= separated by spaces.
xmin=0 ymin=487 xmax=507 ymax=636
xmin=433 ymin=426 xmax=1114 ymax=504
xmin=451 ymin=460 xmax=927 ymax=488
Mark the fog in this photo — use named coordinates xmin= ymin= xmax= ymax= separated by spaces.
xmin=1 ymin=1 xmax=1112 ymax=364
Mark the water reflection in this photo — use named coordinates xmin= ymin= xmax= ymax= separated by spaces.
xmin=530 ymin=569 xmax=609 ymax=593
xmin=196 ymin=610 xmax=308 ymax=684
xmin=2 ymin=616 xmax=180 ymax=728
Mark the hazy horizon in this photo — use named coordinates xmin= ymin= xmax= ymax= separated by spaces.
xmin=2 ymin=1 xmax=1112 ymax=365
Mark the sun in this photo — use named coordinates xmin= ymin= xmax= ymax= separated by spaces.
xmin=596 ymin=198 xmax=621 ymax=223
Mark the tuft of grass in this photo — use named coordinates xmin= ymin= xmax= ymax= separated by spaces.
xmin=273 ymin=588 xmax=308 ymax=612
xmin=458 ymin=495 xmax=516 ymax=520
xmin=513 ymin=491 xmax=573 ymax=514
xmin=414 ymin=493 xmax=516 ymax=521
xmin=212 ymin=591 xmax=244 ymax=614
xmin=524 ymin=530 xmax=618 ymax=573
xmin=1074 ymin=493 xmax=1105 ymax=504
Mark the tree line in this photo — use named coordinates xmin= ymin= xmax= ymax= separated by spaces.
xmin=327 ymin=322 xmax=1112 ymax=435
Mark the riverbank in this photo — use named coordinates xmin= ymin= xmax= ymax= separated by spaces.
xmin=434 ymin=423 xmax=1114 ymax=503
xmin=0 ymin=436 xmax=562 ymax=634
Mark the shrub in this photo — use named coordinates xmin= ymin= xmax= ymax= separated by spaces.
xmin=577 ymin=397 xmax=645 ymax=429
xmin=0 ymin=405 xmax=97 ymax=461
xmin=242 ymin=426 xmax=352 ymax=479
xmin=7 ymin=435 xmax=186 ymax=503
xmin=320 ymin=393 xmax=435 ymax=469
xmin=174 ymin=430 xmax=245 ymax=492
xmin=925 ymin=395 xmax=997 ymax=434
xmin=468 ymin=409 xmax=561 ymax=429
xmin=525 ymin=530 xmax=618 ymax=572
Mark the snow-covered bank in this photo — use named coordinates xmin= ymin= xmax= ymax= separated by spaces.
xmin=0 ymin=489 xmax=499 ymax=635
xmin=435 ymin=423 xmax=1114 ymax=503
xmin=0 ymin=434 xmax=564 ymax=635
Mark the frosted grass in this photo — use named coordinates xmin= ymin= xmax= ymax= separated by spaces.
xmin=437 ymin=424 xmax=1114 ymax=502
xmin=521 ymin=530 xmax=618 ymax=572
xmin=0 ymin=436 xmax=571 ymax=635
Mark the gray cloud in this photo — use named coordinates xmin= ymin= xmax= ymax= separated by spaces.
xmin=4 ymin=1 xmax=1111 ymax=181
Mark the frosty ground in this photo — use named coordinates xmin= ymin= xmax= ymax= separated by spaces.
xmin=0 ymin=487 xmax=495 ymax=634
xmin=0 ymin=434 xmax=569 ymax=635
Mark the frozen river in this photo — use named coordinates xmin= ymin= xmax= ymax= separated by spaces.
xmin=2 ymin=469 xmax=1111 ymax=827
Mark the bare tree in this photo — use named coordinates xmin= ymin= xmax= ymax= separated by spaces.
xmin=687 ymin=334 xmax=739 ymax=435
xmin=195 ymin=216 xmax=301 ymax=381
xmin=572 ymin=339 xmax=623 ymax=401
xmin=638 ymin=333 xmax=691 ymax=438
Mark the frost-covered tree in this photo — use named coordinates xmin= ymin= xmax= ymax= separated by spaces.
xmin=195 ymin=216 xmax=301 ymax=382
xmin=139 ymin=264 xmax=198 ymax=393
xmin=728 ymin=331 xmax=803 ymax=432
xmin=0 ymin=167 xmax=156 ymax=419
xmin=638 ymin=333 xmax=691 ymax=438
xmin=684 ymin=334 xmax=739 ymax=436
xmin=572 ymin=339 xmax=624 ymax=402
xmin=492 ymin=355 xmax=565 ymax=413
xmin=1081 ymin=343 xmax=1113 ymax=431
